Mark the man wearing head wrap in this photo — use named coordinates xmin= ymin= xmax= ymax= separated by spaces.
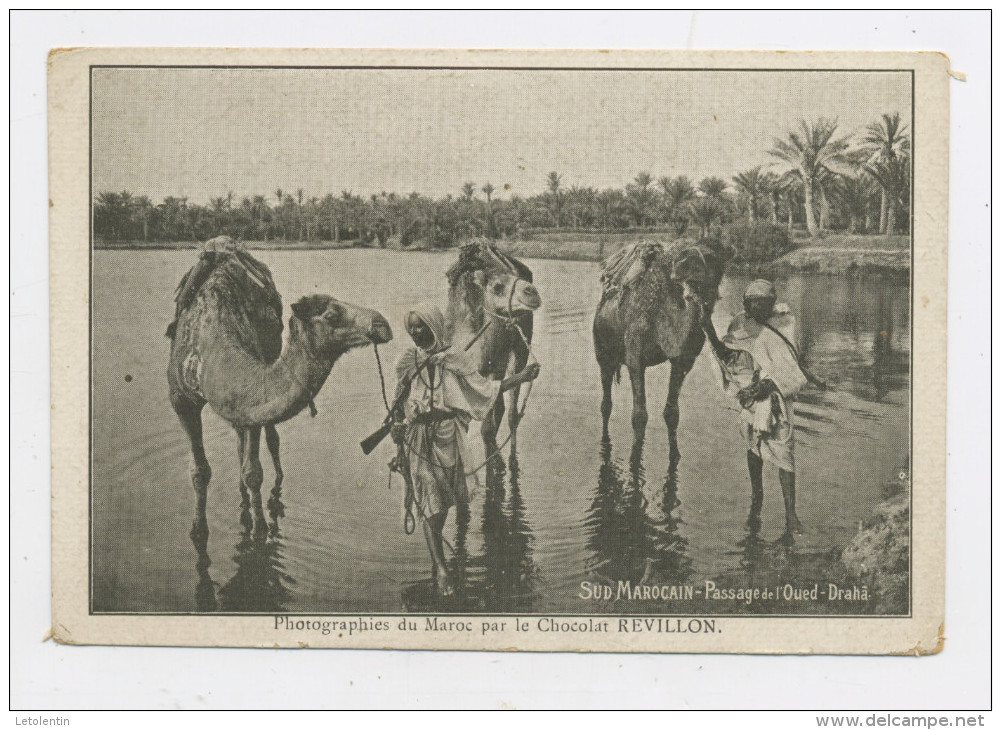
xmin=702 ymin=280 xmax=808 ymax=541
xmin=391 ymin=303 xmax=540 ymax=595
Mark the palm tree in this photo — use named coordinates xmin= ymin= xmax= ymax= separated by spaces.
xmin=133 ymin=195 xmax=153 ymax=243
xmin=832 ymin=170 xmax=877 ymax=234
xmin=306 ymin=196 xmax=321 ymax=241
xmin=664 ymin=176 xmax=696 ymax=236
xmin=320 ymin=193 xmax=336 ymax=242
xmin=209 ymin=196 xmax=229 ymax=236
xmin=861 ymin=112 xmax=910 ymax=236
xmin=94 ymin=191 xmax=128 ymax=241
xmin=760 ymin=171 xmax=781 ymax=223
xmin=698 ymin=176 xmax=728 ymax=202
xmin=546 ymin=172 xmax=563 ymax=228
xmin=773 ymin=172 xmax=803 ymax=231
xmin=689 ymin=196 xmax=726 ymax=239
xmin=340 ymin=190 xmax=356 ymax=241
xmin=865 ymin=153 xmax=910 ymax=237
xmin=656 ymin=176 xmax=673 ymax=226
xmin=481 ymin=182 xmax=496 ymax=237
xmin=565 ymin=185 xmax=597 ymax=229
xmin=158 ymin=196 xmax=185 ymax=241
xmin=769 ymin=118 xmax=852 ymax=236
xmin=273 ymin=189 xmax=285 ymax=240
xmin=296 ymin=189 xmax=305 ymax=240
xmin=732 ymin=167 xmax=770 ymax=223
xmin=249 ymin=195 xmax=269 ymax=241
xmin=595 ymin=188 xmax=625 ymax=233
xmin=461 ymin=182 xmax=477 ymax=202
xmin=625 ymin=172 xmax=654 ymax=227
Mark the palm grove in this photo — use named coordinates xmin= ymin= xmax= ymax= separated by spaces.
xmin=95 ymin=114 xmax=910 ymax=257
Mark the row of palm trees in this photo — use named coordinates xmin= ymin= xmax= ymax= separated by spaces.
xmin=94 ymin=113 xmax=910 ymax=247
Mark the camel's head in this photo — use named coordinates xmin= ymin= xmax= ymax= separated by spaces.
xmin=474 ymin=269 xmax=542 ymax=317
xmin=290 ymin=294 xmax=392 ymax=357
xmin=446 ymin=242 xmax=542 ymax=321
xmin=674 ymin=240 xmax=735 ymax=306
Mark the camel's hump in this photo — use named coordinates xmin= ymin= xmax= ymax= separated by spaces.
xmin=167 ymin=249 xmax=282 ymax=352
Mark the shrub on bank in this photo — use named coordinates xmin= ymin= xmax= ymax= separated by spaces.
xmin=723 ymin=221 xmax=795 ymax=266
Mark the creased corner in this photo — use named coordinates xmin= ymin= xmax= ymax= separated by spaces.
xmin=51 ymin=622 xmax=78 ymax=645
xmin=47 ymin=47 xmax=83 ymax=65
xmin=892 ymin=622 xmax=945 ymax=656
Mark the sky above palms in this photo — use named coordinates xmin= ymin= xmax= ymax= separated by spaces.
xmin=92 ymin=67 xmax=910 ymax=204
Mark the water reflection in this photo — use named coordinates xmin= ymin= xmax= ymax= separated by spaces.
xmin=93 ymin=250 xmax=912 ymax=614
xmin=190 ymin=488 xmax=294 ymax=612
xmin=792 ymin=275 xmax=909 ymax=403
xmin=400 ymin=447 xmax=538 ymax=612
xmin=468 ymin=451 xmax=538 ymax=611
xmin=584 ymin=437 xmax=692 ymax=599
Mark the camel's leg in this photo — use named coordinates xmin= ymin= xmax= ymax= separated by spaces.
xmin=264 ymin=424 xmax=283 ymax=492
xmin=235 ymin=428 xmax=253 ymax=530
xmin=481 ymin=391 xmax=506 ymax=447
xmin=507 ymin=384 xmax=521 ymax=441
xmin=664 ymin=357 xmax=695 ymax=466
xmin=239 ymin=426 xmax=266 ymax=534
xmin=599 ymin=364 xmax=615 ymax=439
xmin=627 ymin=364 xmax=648 ymax=438
xmin=264 ymin=424 xmax=285 ymax=520
xmin=507 ymin=334 xmax=530 ymax=436
xmin=172 ymin=396 xmax=212 ymax=537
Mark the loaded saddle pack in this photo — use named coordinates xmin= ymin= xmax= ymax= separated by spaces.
xmin=599 ymin=240 xmax=711 ymax=307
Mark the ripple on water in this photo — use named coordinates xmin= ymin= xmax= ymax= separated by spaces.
xmin=91 ymin=250 xmax=910 ymax=614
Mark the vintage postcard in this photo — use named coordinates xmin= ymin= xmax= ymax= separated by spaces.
xmin=49 ymin=48 xmax=947 ymax=653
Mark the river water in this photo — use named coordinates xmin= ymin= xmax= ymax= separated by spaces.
xmin=91 ymin=249 xmax=910 ymax=615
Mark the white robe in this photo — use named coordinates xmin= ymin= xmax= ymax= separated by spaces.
xmin=713 ymin=303 xmax=807 ymax=471
xmin=396 ymin=345 xmax=500 ymax=517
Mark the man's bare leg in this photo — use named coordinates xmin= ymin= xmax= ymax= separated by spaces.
xmin=746 ymin=450 xmax=764 ymax=532
xmin=422 ymin=510 xmax=452 ymax=595
xmin=779 ymin=469 xmax=804 ymax=538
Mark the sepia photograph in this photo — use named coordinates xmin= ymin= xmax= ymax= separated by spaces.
xmin=87 ymin=61 xmax=914 ymax=618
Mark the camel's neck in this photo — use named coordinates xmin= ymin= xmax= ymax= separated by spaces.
xmin=208 ymin=327 xmax=340 ymax=427
xmin=446 ymin=287 xmax=485 ymax=350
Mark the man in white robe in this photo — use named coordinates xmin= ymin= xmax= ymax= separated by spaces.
xmin=392 ymin=303 xmax=539 ymax=595
xmin=704 ymin=280 xmax=808 ymax=540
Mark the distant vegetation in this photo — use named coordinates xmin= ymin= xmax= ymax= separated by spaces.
xmin=94 ymin=113 xmax=911 ymax=258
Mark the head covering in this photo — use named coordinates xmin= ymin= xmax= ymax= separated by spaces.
xmin=407 ymin=302 xmax=450 ymax=354
xmin=744 ymin=279 xmax=777 ymax=301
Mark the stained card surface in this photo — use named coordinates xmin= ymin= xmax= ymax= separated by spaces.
xmin=49 ymin=48 xmax=947 ymax=653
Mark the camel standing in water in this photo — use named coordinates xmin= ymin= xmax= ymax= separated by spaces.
xmin=167 ymin=238 xmax=392 ymax=535
xmin=445 ymin=243 xmax=542 ymax=445
xmin=593 ymin=241 xmax=732 ymax=462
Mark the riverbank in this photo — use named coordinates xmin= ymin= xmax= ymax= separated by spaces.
xmin=499 ymin=230 xmax=911 ymax=276
xmin=95 ymin=238 xmax=357 ymax=252
xmin=768 ymin=233 xmax=910 ymax=277
xmin=840 ymin=467 xmax=911 ymax=615
xmin=95 ymin=230 xmax=910 ymax=274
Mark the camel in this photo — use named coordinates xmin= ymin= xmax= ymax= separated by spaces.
xmin=592 ymin=240 xmax=732 ymax=462
xmin=167 ymin=237 xmax=392 ymax=535
xmin=445 ymin=242 xmax=542 ymax=445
